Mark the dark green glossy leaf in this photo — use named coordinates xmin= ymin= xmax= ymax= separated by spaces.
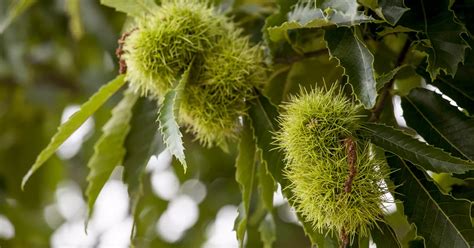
xmin=388 ymin=156 xmax=474 ymax=247
xmin=86 ymin=88 xmax=138 ymax=219
xmin=22 ymin=75 xmax=127 ymax=189
xmin=379 ymin=0 xmax=409 ymax=25
xmin=400 ymin=0 xmax=469 ymax=80
xmin=360 ymin=122 xmax=474 ymax=174
xmin=402 ymin=88 xmax=474 ymax=160
xmin=450 ymin=178 xmax=474 ymax=201
xmin=372 ymin=221 xmax=402 ymax=248
xmin=325 ymin=27 xmax=377 ymax=108
xmin=358 ymin=0 xmax=408 ymax=25
xmin=417 ymin=51 xmax=474 ymax=115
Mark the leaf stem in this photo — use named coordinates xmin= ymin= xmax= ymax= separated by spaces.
xmin=339 ymin=227 xmax=349 ymax=248
xmin=369 ymin=40 xmax=411 ymax=122
xmin=343 ymin=137 xmax=357 ymax=193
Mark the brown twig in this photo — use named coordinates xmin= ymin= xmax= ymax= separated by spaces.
xmin=343 ymin=137 xmax=357 ymax=193
xmin=339 ymin=227 xmax=349 ymax=248
xmin=339 ymin=137 xmax=357 ymax=248
xmin=369 ymin=40 xmax=412 ymax=122
xmin=116 ymin=28 xmax=138 ymax=74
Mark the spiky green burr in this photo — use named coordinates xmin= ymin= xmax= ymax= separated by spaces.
xmin=122 ymin=0 xmax=264 ymax=147
xmin=275 ymin=86 xmax=389 ymax=240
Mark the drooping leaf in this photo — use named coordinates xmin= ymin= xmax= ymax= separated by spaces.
xmin=371 ymin=221 xmax=402 ymax=248
xmin=248 ymin=91 xmax=282 ymax=182
xmin=22 ymin=75 xmax=127 ymax=189
xmin=100 ymin=0 xmax=157 ymax=18
xmin=255 ymin=160 xmax=277 ymax=248
xmin=325 ymin=27 xmax=377 ymax=108
xmin=388 ymin=156 xmax=474 ymax=247
xmin=0 ymin=0 xmax=36 ymax=33
xmin=258 ymin=161 xmax=275 ymax=212
xmin=401 ymin=88 xmax=474 ymax=160
xmin=268 ymin=1 xmax=376 ymax=43
xmin=400 ymin=0 xmax=469 ymax=80
xmin=234 ymin=116 xmax=257 ymax=246
xmin=158 ymin=65 xmax=192 ymax=172
xmin=86 ymin=88 xmax=138 ymax=220
xmin=122 ymin=96 xmax=162 ymax=227
xmin=258 ymin=213 xmax=276 ymax=248
xmin=359 ymin=122 xmax=474 ymax=174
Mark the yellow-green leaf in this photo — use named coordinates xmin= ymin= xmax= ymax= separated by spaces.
xmin=22 ymin=75 xmax=127 ymax=189
xmin=86 ymin=88 xmax=138 ymax=220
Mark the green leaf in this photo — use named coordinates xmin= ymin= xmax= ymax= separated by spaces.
xmin=371 ymin=221 xmax=402 ymax=248
xmin=376 ymin=64 xmax=410 ymax=91
xmin=417 ymin=51 xmax=474 ymax=115
xmin=355 ymin=235 xmax=370 ymax=248
xmin=359 ymin=0 xmax=408 ymax=25
xmin=258 ymin=213 xmax=276 ymax=248
xmin=122 ymin=96 xmax=162 ymax=226
xmin=325 ymin=27 xmax=377 ymax=108
xmin=22 ymin=75 xmax=127 ymax=189
xmin=158 ymin=65 xmax=192 ymax=172
xmin=388 ymin=156 xmax=474 ymax=247
xmin=258 ymin=161 xmax=275 ymax=212
xmin=262 ymin=0 xmax=299 ymax=58
xmin=400 ymin=0 xmax=469 ymax=80
xmin=359 ymin=122 xmax=474 ymax=174
xmin=402 ymin=88 xmax=474 ymax=160
xmin=268 ymin=1 xmax=375 ymax=43
xmin=0 ymin=0 xmax=36 ymax=33
xmin=265 ymin=54 xmax=344 ymax=105
xmin=86 ymin=88 xmax=138 ymax=219
xmin=100 ymin=0 xmax=157 ymax=18
xmin=378 ymin=0 xmax=409 ymax=25
xmin=234 ymin=116 xmax=257 ymax=246
xmin=248 ymin=91 xmax=283 ymax=182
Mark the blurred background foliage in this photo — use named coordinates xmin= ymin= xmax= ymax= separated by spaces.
xmin=1 ymin=0 xmax=474 ymax=247
xmin=0 ymin=0 xmax=310 ymax=247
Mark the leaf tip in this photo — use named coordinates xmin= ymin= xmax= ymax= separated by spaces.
xmin=21 ymin=169 xmax=34 ymax=190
